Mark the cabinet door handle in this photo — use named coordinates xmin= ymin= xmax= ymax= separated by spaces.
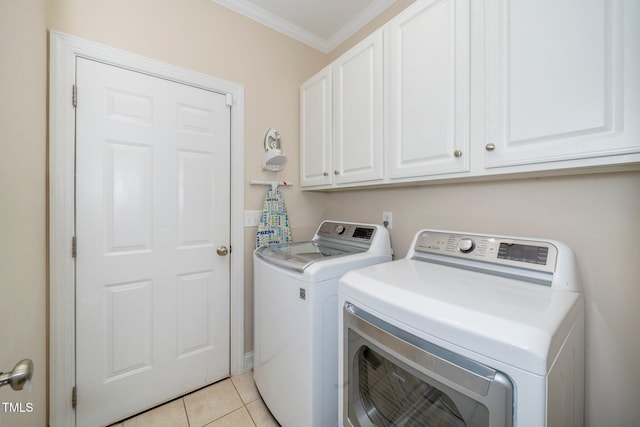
xmin=454 ymin=150 xmax=463 ymax=158
xmin=323 ymin=171 xmax=329 ymax=176
xmin=485 ymin=143 xmax=496 ymax=151
xmin=334 ymin=170 xmax=340 ymax=175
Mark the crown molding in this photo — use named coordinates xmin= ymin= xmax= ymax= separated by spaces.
xmin=212 ymin=0 xmax=396 ymax=54
xmin=325 ymin=0 xmax=395 ymax=52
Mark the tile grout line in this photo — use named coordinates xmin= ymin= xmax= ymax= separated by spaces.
xmin=230 ymin=376 xmax=258 ymax=427
xmin=110 ymin=374 xmax=269 ymax=427
xmin=181 ymin=396 xmax=191 ymax=427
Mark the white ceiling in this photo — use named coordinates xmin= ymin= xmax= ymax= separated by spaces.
xmin=212 ymin=0 xmax=397 ymax=53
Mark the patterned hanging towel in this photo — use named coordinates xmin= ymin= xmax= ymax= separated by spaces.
xmin=256 ymin=186 xmax=292 ymax=248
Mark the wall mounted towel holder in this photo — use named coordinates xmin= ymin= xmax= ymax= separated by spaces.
xmin=250 ymin=180 xmax=294 ymax=191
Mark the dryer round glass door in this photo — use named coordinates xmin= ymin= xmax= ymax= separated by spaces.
xmin=343 ymin=304 xmax=514 ymax=427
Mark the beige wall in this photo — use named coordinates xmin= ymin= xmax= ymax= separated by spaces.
xmin=318 ymin=170 xmax=640 ymax=426
xmin=0 ymin=0 xmax=48 ymax=426
xmin=1 ymin=0 xmax=327 ymax=425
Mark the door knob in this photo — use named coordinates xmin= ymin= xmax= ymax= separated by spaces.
xmin=216 ymin=246 xmax=229 ymax=256
xmin=485 ymin=143 xmax=496 ymax=151
xmin=0 ymin=359 xmax=33 ymax=391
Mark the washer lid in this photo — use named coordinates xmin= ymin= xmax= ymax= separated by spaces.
xmin=339 ymin=259 xmax=584 ymax=375
xmin=256 ymin=241 xmax=364 ymax=272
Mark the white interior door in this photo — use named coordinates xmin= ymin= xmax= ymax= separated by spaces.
xmin=75 ymin=57 xmax=231 ymax=426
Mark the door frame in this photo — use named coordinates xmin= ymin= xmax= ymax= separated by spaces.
xmin=48 ymin=31 xmax=245 ymax=427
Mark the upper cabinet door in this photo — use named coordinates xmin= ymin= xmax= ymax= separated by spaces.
xmin=332 ymin=31 xmax=384 ymax=185
xmin=387 ymin=0 xmax=471 ymax=179
xmin=484 ymin=0 xmax=640 ymax=168
xmin=300 ymin=66 xmax=332 ymax=187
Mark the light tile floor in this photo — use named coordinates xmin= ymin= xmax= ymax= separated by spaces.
xmin=108 ymin=372 xmax=280 ymax=427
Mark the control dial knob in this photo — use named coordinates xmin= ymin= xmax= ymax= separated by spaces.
xmin=457 ymin=238 xmax=475 ymax=253
xmin=335 ymin=225 xmax=346 ymax=235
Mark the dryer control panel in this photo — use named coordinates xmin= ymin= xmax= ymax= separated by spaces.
xmin=412 ymin=231 xmax=558 ymax=274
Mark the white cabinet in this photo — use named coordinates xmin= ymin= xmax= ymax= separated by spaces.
xmin=300 ymin=32 xmax=384 ymax=188
xmin=333 ymin=31 xmax=384 ymax=185
xmin=483 ymin=0 xmax=640 ymax=169
xmin=300 ymin=0 xmax=640 ymax=190
xmin=387 ymin=0 xmax=470 ymax=179
xmin=300 ymin=65 xmax=332 ymax=187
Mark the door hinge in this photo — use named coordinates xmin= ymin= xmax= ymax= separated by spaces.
xmin=72 ymin=236 xmax=77 ymax=258
xmin=72 ymin=386 xmax=77 ymax=409
xmin=72 ymin=84 xmax=77 ymax=107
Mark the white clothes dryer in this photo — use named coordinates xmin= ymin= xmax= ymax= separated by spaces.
xmin=339 ymin=229 xmax=584 ymax=427
xmin=254 ymin=221 xmax=392 ymax=427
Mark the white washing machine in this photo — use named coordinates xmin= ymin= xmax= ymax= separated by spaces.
xmin=254 ymin=220 xmax=392 ymax=427
xmin=339 ymin=229 xmax=584 ymax=427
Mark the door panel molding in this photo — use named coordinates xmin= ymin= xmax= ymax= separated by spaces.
xmin=48 ymin=31 xmax=245 ymax=427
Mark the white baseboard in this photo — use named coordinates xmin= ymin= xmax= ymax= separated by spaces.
xmin=243 ymin=351 xmax=254 ymax=373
